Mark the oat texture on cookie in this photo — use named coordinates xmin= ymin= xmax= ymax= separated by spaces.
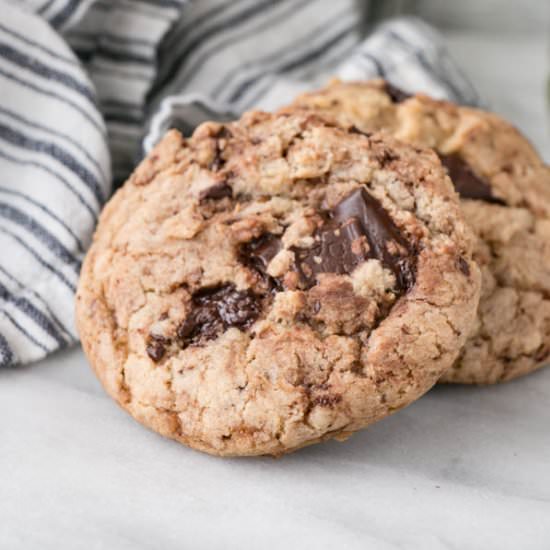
xmin=76 ymin=111 xmax=480 ymax=456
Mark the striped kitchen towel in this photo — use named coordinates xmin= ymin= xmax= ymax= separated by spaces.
xmin=0 ymin=0 xmax=479 ymax=367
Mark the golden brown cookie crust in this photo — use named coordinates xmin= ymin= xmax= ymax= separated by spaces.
xmin=283 ymin=79 xmax=550 ymax=384
xmin=77 ymin=111 xmax=479 ymax=456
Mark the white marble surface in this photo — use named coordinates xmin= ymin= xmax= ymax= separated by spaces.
xmin=2 ymin=23 xmax=550 ymax=550
xmin=2 ymin=348 xmax=550 ymax=549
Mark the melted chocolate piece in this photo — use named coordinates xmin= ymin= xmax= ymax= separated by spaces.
xmin=439 ymin=153 xmax=505 ymax=205
xmin=177 ymin=284 xmax=261 ymax=348
xmin=292 ymin=187 xmax=415 ymax=291
xmin=200 ymin=181 xmax=232 ymax=201
xmin=146 ymin=334 xmax=171 ymax=362
xmin=384 ymin=82 xmax=412 ymax=104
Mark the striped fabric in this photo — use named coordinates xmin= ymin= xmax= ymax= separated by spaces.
xmin=0 ymin=0 xmax=479 ymax=367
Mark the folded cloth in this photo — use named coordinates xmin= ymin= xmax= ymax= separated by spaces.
xmin=0 ymin=0 xmax=479 ymax=367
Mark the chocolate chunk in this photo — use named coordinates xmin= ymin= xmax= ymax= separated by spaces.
xmin=240 ymin=233 xmax=282 ymax=274
xmin=177 ymin=284 xmax=261 ymax=348
xmin=146 ymin=334 xmax=171 ymax=362
xmin=293 ymin=219 xmax=367 ymax=284
xmin=384 ymin=82 xmax=412 ymax=104
xmin=292 ymin=187 xmax=416 ymax=292
xmin=200 ymin=181 xmax=233 ymax=201
xmin=239 ymin=233 xmax=283 ymax=291
xmin=237 ymin=189 xmax=416 ymax=294
xmin=439 ymin=153 xmax=506 ymax=205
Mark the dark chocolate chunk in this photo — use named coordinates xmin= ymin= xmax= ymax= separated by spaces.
xmin=384 ymin=82 xmax=412 ymax=104
xmin=146 ymin=334 xmax=171 ymax=362
xmin=199 ymin=181 xmax=233 ymax=201
xmin=239 ymin=233 xmax=283 ymax=291
xmin=240 ymin=233 xmax=282 ymax=274
xmin=293 ymin=219 xmax=367 ymax=284
xmin=177 ymin=284 xmax=261 ymax=348
xmin=292 ymin=187 xmax=416 ymax=292
xmin=439 ymin=153 xmax=505 ymax=205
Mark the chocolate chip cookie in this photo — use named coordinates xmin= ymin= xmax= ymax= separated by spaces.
xmin=283 ymin=79 xmax=550 ymax=384
xmin=76 ymin=111 xmax=480 ymax=456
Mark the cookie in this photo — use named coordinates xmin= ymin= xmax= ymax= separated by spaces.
xmin=76 ymin=111 xmax=480 ymax=456
xmin=283 ymin=79 xmax=550 ymax=384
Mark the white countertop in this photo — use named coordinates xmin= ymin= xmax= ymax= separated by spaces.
xmin=3 ymin=348 xmax=550 ymax=549
xmin=2 ymin=25 xmax=550 ymax=550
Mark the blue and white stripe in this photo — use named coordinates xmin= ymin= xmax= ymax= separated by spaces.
xmin=1 ymin=1 xmax=109 ymax=366
xmin=0 ymin=0 xmax=478 ymax=367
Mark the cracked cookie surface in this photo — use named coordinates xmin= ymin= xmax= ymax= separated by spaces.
xmin=283 ymin=80 xmax=550 ymax=384
xmin=76 ymin=111 xmax=480 ymax=456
